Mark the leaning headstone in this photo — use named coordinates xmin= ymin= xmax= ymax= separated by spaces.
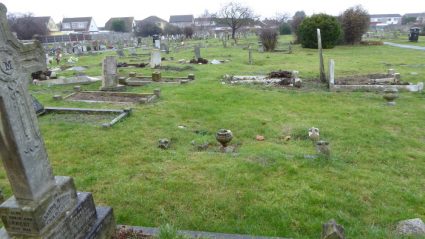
xmin=321 ymin=219 xmax=345 ymax=239
xmin=0 ymin=4 xmax=115 ymax=238
xmin=150 ymin=49 xmax=161 ymax=68
xmin=100 ymin=56 xmax=125 ymax=91
xmin=194 ymin=46 xmax=201 ymax=60
xmin=317 ymin=29 xmax=326 ymax=83
xmin=396 ymin=218 xmax=425 ymax=236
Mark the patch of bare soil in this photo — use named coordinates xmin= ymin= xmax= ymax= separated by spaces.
xmin=267 ymin=70 xmax=292 ymax=79
xmin=114 ymin=226 xmax=152 ymax=239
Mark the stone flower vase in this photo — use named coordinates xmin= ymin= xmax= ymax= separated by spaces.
xmin=383 ymin=87 xmax=399 ymax=106
xmin=216 ymin=129 xmax=233 ymax=147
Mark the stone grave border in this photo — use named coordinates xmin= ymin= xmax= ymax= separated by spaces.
xmin=328 ymin=59 xmax=424 ymax=92
xmin=64 ymin=90 xmax=159 ymax=104
xmin=122 ymin=72 xmax=195 ymax=86
xmin=38 ymin=107 xmax=132 ymax=128
xmin=119 ymin=225 xmax=292 ymax=239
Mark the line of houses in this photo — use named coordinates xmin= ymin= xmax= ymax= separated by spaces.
xmin=18 ymin=14 xmax=264 ymax=37
xmin=13 ymin=12 xmax=425 ymax=38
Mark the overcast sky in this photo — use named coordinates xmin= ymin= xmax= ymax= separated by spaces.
xmin=2 ymin=0 xmax=424 ymax=26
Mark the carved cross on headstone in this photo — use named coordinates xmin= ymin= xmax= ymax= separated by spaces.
xmin=0 ymin=8 xmax=55 ymax=203
xmin=0 ymin=4 xmax=115 ymax=238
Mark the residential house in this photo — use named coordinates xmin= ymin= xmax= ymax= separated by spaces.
xmin=403 ymin=13 xmax=425 ymax=24
xmin=169 ymin=15 xmax=194 ymax=28
xmin=61 ymin=17 xmax=98 ymax=32
xmin=104 ymin=17 xmax=135 ymax=32
xmin=194 ymin=17 xmax=216 ymax=34
xmin=135 ymin=16 xmax=168 ymax=30
xmin=25 ymin=16 xmax=59 ymax=35
xmin=370 ymin=14 xmax=402 ymax=27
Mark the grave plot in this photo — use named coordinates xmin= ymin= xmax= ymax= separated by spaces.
xmin=328 ymin=59 xmax=424 ymax=92
xmin=122 ymin=72 xmax=195 ymax=86
xmin=65 ymin=90 xmax=160 ymax=104
xmin=39 ymin=107 xmax=131 ymax=128
xmin=222 ymin=70 xmax=302 ymax=88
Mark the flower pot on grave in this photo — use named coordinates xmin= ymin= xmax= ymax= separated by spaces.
xmin=216 ymin=129 xmax=233 ymax=147
xmin=383 ymin=87 xmax=399 ymax=105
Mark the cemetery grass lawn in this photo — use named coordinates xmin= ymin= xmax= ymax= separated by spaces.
xmin=1 ymin=36 xmax=424 ymax=239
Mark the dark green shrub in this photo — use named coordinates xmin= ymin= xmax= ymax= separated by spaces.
xmin=134 ymin=21 xmax=162 ymax=37
xmin=299 ymin=13 xmax=341 ymax=49
xmin=260 ymin=28 xmax=278 ymax=51
xmin=183 ymin=26 xmax=193 ymax=39
xmin=340 ymin=5 xmax=370 ymax=44
xmin=279 ymin=22 xmax=292 ymax=35
xmin=111 ymin=20 xmax=126 ymax=32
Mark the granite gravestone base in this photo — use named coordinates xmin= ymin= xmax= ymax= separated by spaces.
xmin=0 ymin=3 xmax=115 ymax=238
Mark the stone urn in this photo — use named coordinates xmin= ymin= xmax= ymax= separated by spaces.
xmin=383 ymin=87 xmax=399 ymax=105
xmin=216 ymin=129 xmax=233 ymax=147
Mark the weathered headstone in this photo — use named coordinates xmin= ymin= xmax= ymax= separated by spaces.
xmin=129 ymin=47 xmax=136 ymax=56
xmin=0 ymin=4 xmax=115 ymax=238
xmin=100 ymin=56 xmax=125 ymax=91
xmin=329 ymin=59 xmax=335 ymax=87
xmin=194 ymin=46 xmax=201 ymax=60
xmin=150 ymin=49 xmax=161 ymax=68
xmin=154 ymin=39 xmax=160 ymax=49
xmin=116 ymin=48 xmax=125 ymax=57
xmin=317 ymin=29 xmax=326 ymax=83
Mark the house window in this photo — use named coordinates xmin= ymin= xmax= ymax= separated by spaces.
xmin=63 ymin=23 xmax=71 ymax=29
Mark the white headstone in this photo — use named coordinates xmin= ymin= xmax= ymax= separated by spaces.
xmin=150 ymin=49 xmax=161 ymax=68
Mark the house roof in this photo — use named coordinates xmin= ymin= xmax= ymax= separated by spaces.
xmin=105 ymin=17 xmax=134 ymax=32
xmin=169 ymin=15 xmax=194 ymax=23
xmin=404 ymin=13 xmax=425 ymax=18
xmin=62 ymin=17 xmax=93 ymax=23
xmin=137 ymin=16 xmax=168 ymax=25
xmin=370 ymin=14 xmax=402 ymax=18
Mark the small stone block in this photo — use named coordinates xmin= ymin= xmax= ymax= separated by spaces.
xmin=188 ymin=74 xmax=195 ymax=80
xmin=53 ymin=95 xmax=63 ymax=101
xmin=321 ymin=219 xmax=345 ymax=239
xmin=152 ymin=72 xmax=161 ymax=81
xmin=153 ymin=89 xmax=161 ymax=97
xmin=180 ymin=80 xmax=189 ymax=84
xmin=73 ymin=86 xmax=81 ymax=92
xmin=129 ymin=72 xmax=137 ymax=77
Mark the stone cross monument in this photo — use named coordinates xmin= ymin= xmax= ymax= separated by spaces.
xmin=0 ymin=3 xmax=115 ymax=238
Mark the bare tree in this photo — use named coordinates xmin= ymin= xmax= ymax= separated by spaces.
xmin=216 ymin=2 xmax=256 ymax=40
xmin=274 ymin=12 xmax=290 ymax=24
xmin=7 ymin=13 xmax=47 ymax=40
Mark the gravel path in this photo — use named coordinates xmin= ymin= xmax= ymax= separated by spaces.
xmin=384 ymin=42 xmax=425 ymax=51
